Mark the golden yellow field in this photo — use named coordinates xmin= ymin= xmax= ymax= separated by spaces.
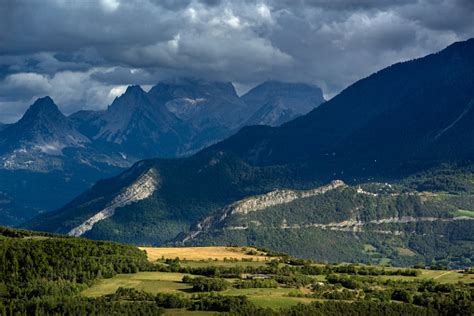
xmin=139 ymin=246 xmax=269 ymax=261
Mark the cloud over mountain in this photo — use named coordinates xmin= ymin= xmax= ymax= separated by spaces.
xmin=1 ymin=0 xmax=473 ymax=122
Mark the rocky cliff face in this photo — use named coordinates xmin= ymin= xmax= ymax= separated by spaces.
xmin=68 ymin=168 xmax=158 ymax=237
xmin=181 ymin=180 xmax=346 ymax=243
xmin=172 ymin=180 xmax=474 ymax=268
xmin=178 ymin=180 xmax=474 ymax=243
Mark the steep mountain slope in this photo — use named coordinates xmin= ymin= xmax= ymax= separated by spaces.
xmin=242 ymin=81 xmax=325 ymax=126
xmin=0 ymin=97 xmax=88 ymax=161
xmin=214 ymin=39 xmax=474 ymax=173
xmin=68 ymin=109 xmax=103 ymax=136
xmin=91 ymin=85 xmax=191 ymax=159
xmin=175 ymin=180 xmax=474 ymax=268
xmin=146 ymin=78 xmax=253 ymax=154
xmin=0 ymin=97 xmax=130 ymax=172
xmin=24 ymin=38 xmax=474 ymax=258
xmin=24 ymin=153 xmax=311 ymax=244
xmin=1 ymin=80 xmax=325 ymax=226
xmin=0 ymin=98 xmax=127 ymax=225
xmin=149 ymin=78 xmax=249 ymax=129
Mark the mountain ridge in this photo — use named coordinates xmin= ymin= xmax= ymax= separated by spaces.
xmin=1 ymin=80 xmax=324 ymax=225
xmin=210 ymin=38 xmax=474 ymax=171
xmin=23 ymin=38 xmax=474 ymax=261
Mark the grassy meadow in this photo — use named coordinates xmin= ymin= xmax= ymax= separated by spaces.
xmin=81 ymin=246 xmax=474 ymax=314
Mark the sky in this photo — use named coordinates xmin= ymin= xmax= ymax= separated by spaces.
xmin=0 ymin=0 xmax=473 ymax=123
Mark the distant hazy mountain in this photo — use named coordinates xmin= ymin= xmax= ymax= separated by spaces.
xmin=147 ymin=78 xmax=254 ymax=155
xmin=0 ymin=97 xmax=128 ymax=225
xmin=0 ymin=97 xmax=88 ymax=158
xmin=1 ymin=80 xmax=324 ymax=225
xmin=24 ymin=39 xmax=474 ymax=267
xmin=242 ymin=81 xmax=325 ymax=126
xmin=69 ymin=79 xmax=324 ymax=158
xmin=90 ymin=85 xmax=191 ymax=159
xmin=150 ymin=78 xmax=249 ymax=128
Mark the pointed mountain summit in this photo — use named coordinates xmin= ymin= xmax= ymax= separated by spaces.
xmin=93 ymin=85 xmax=189 ymax=158
xmin=23 ymin=96 xmax=63 ymax=119
xmin=95 ymin=85 xmax=153 ymax=142
xmin=0 ymin=97 xmax=128 ymax=225
xmin=242 ymin=81 xmax=325 ymax=126
xmin=0 ymin=97 xmax=88 ymax=155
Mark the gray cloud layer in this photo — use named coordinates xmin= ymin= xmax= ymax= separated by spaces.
xmin=0 ymin=0 xmax=473 ymax=122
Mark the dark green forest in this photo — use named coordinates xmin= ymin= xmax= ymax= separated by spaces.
xmin=179 ymin=166 xmax=474 ymax=268
xmin=0 ymin=227 xmax=472 ymax=315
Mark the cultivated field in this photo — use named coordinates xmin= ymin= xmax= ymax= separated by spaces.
xmin=82 ymin=272 xmax=194 ymax=297
xmin=82 ymin=271 xmax=322 ymax=309
xmin=82 ymin=246 xmax=473 ymax=314
xmin=139 ymin=246 xmax=269 ymax=261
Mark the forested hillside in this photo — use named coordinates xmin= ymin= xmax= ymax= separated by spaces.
xmin=0 ymin=227 xmax=472 ymax=315
xmin=23 ymin=39 xmax=474 ymax=251
xmin=177 ymin=174 xmax=474 ymax=268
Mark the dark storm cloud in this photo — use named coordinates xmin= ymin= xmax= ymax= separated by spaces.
xmin=277 ymin=0 xmax=413 ymax=10
xmin=0 ymin=0 xmax=473 ymax=122
xmin=91 ymin=67 xmax=156 ymax=85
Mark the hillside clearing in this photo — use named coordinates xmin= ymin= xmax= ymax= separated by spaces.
xmin=82 ymin=272 xmax=193 ymax=297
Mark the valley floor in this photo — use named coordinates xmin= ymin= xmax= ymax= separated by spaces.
xmin=82 ymin=246 xmax=474 ymax=314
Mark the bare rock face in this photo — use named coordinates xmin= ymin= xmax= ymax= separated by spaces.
xmin=68 ymin=168 xmax=158 ymax=237
xmin=231 ymin=180 xmax=346 ymax=215
xmin=182 ymin=180 xmax=346 ymax=243
xmin=179 ymin=179 xmax=474 ymax=245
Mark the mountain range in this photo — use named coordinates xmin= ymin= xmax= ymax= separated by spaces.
xmin=23 ymin=38 xmax=474 ymax=267
xmin=0 ymin=80 xmax=324 ymax=225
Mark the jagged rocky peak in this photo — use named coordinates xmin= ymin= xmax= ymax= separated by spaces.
xmin=93 ymin=82 xmax=184 ymax=156
xmin=107 ymin=85 xmax=149 ymax=111
xmin=95 ymin=84 xmax=154 ymax=139
xmin=8 ymin=96 xmax=73 ymax=135
xmin=124 ymin=84 xmax=145 ymax=95
xmin=21 ymin=96 xmax=66 ymax=122
xmin=0 ymin=96 xmax=89 ymax=155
